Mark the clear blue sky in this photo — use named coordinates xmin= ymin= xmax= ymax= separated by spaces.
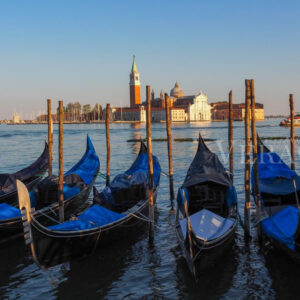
xmin=0 ymin=0 xmax=299 ymax=119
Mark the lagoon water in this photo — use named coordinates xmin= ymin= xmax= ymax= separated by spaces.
xmin=0 ymin=119 xmax=299 ymax=299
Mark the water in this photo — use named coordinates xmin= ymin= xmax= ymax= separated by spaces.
xmin=0 ymin=119 xmax=299 ymax=299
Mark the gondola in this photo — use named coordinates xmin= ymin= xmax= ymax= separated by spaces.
xmin=253 ymin=137 xmax=300 ymax=262
xmin=175 ymin=135 xmax=238 ymax=276
xmin=0 ymin=142 xmax=49 ymax=206
xmin=17 ymin=141 xmax=161 ymax=268
xmin=0 ymin=135 xmax=99 ymax=242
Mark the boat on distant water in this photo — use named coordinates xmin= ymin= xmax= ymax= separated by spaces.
xmin=253 ymin=137 xmax=300 ymax=263
xmin=0 ymin=135 xmax=99 ymax=242
xmin=279 ymin=114 xmax=300 ymax=126
xmin=0 ymin=142 xmax=49 ymax=206
xmin=16 ymin=141 xmax=161 ymax=268
xmin=175 ymin=134 xmax=238 ymax=277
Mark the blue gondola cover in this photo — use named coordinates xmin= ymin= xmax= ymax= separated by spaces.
xmin=226 ymin=186 xmax=238 ymax=206
xmin=49 ymin=204 xmax=124 ymax=231
xmin=0 ymin=184 xmax=81 ymax=221
xmin=257 ymin=152 xmax=297 ymax=180
xmin=0 ymin=203 xmax=21 ymax=220
xmin=0 ymin=136 xmax=99 ymax=222
xmin=261 ymin=206 xmax=299 ymax=250
xmin=253 ymin=152 xmax=299 ymax=195
xmin=176 ymin=187 xmax=189 ymax=206
xmin=65 ymin=135 xmax=100 ymax=185
xmin=125 ymin=153 xmax=161 ymax=188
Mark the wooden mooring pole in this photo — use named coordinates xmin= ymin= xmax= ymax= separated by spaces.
xmin=290 ymin=94 xmax=295 ymax=170
xmin=58 ymin=100 xmax=64 ymax=222
xmin=228 ymin=90 xmax=234 ymax=181
xmin=106 ymin=103 xmax=111 ymax=186
xmin=250 ymin=79 xmax=262 ymax=241
xmin=146 ymin=85 xmax=154 ymax=240
xmin=244 ymin=80 xmax=251 ymax=239
xmin=47 ymin=99 xmax=53 ymax=176
xmin=164 ymin=93 xmax=175 ymax=210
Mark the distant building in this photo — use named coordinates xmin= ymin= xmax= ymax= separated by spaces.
xmin=171 ymin=84 xmax=211 ymax=121
xmin=114 ymin=106 xmax=146 ymax=121
xmin=36 ymin=101 xmax=102 ymax=123
xmin=129 ymin=56 xmax=141 ymax=108
xmin=114 ymin=58 xmax=212 ymax=122
xmin=144 ymin=82 xmax=211 ymax=121
xmin=151 ymin=107 xmax=187 ymax=122
xmin=211 ymin=102 xmax=264 ymax=121
xmin=12 ymin=112 xmax=20 ymax=123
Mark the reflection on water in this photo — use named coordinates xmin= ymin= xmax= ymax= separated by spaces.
xmin=0 ymin=119 xmax=299 ymax=299
xmin=174 ymin=243 xmax=238 ymax=300
xmin=130 ymin=122 xmax=142 ymax=130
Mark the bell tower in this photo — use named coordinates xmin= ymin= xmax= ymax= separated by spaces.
xmin=129 ymin=55 xmax=141 ymax=107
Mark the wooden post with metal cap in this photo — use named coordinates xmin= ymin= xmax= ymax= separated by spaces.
xmin=106 ymin=103 xmax=111 ymax=186
xmin=290 ymin=94 xmax=295 ymax=171
xmin=47 ymin=99 xmax=53 ymax=176
xmin=146 ymin=85 xmax=154 ymax=239
xmin=164 ymin=93 xmax=175 ymax=210
xmin=250 ymin=79 xmax=262 ymax=241
xmin=244 ymin=80 xmax=251 ymax=239
xmin=58 ymin=100 xmax=64 ymax=223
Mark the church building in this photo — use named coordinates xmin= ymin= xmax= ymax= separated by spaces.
xmin=113 ymin=57 xmax=212 ymax=122
xmin=129 ymin=56 xmax=141 ymax=108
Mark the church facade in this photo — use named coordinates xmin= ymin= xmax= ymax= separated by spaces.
xmin=169 ymin=83 xmax=211 ymax=121
xmin=113 ymin=57 xmax=212 ymax=122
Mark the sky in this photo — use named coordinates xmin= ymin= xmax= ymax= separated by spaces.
xmin=0 ymin=0 xmax=300 ymax=119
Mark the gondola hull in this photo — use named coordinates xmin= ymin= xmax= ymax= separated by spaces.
xmin=25 ymin=190 xmax=157 ymax=268
xmin=174 ymin=135 xmax=238 ymax=277
xmin=261 ymin=229 xmax=300 ymax=264
xmin=175 ymin=213 xmax=237 ymax=275
xmin=0 ymin=176 xmax=44 ymax=207
xmin=0 ymin=142 xmax=49 ymax=206
xmin=0 ymin=177 xmax=96 ymax=243
xmin=254 ymin=136 xmax=300 ymax=264
xmin=1 ymin=135 xmax=100 ymax=243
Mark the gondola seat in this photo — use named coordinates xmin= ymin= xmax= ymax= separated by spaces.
xmin=180 ymin=209 xmax=235 ymax=241
xmin=188 ymin=184 xmax=226 ymax=215
xmin=94 ymin=172 xmax=148 ymax=213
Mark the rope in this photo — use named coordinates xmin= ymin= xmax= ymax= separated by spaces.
xmin=97 ymin=172 xmax=106 ymax=179
xmin=161 ymin=171 xmax=169 ymax=177
xmin=293 ymin=179 xmax=300 ymax=209
xmin=129 ymin=212 xmax=159 ymax=228
xmin=37 ymin=210 xmax=60 ymax=224
xmin=35 ymin=173 xmax=46 ymax=178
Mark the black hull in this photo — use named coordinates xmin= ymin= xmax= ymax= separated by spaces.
xmin=175 ymin=211 xmax=237 ymax=276
xmin=261 ymin=232 xmax=300 ymax=264
xmin=0 ymin=178 xmax=95 ymax=243
xmin=0 ymin=175 xmax=44 ymax=207
xmin=28 ymin=190 xmax=157 ymax=268
xmin=0 ymin=142 xmax=49 ymax=206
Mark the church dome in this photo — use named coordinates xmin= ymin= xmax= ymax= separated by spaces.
xmin=170 ymin=82 xmax=184 ymax=98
